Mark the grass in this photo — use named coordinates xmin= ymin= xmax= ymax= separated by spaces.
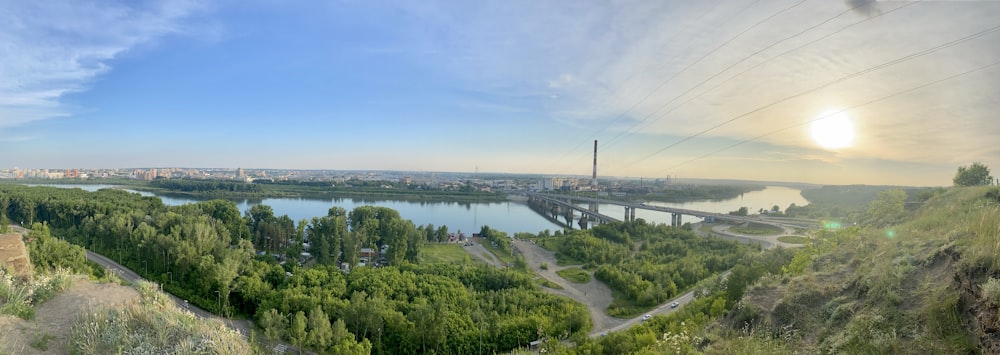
xmin=556 ymin=268 xmax=591 ymax=284
xmin=480 ymin=240 xmax=516 ymax=265
xmin=981 ymin=277 xmax=1000 ymax=307
xmin=723 ymin=186 xmax=1000 ymax=354
xmin=29 ymin=333 xmax=54 ymax=351
xmin=777 ymin=236 xmax=810 ymax=244
xmin=554 ymin=253 xmax=585 ymax=267
xmin=536 ymin=277 xmax=563 ymax=290
xmin=0 ymin=268 xmax=74 ymax=319
xmin=606 ymin=290 xmax=655 ymax=318
xmin=730 ymin=223 xmax=784 ymax=235
xmin=69 ymin=280 xmax=257 ymax=354
xmin=421 ymin=244 xmax=471 ymax=264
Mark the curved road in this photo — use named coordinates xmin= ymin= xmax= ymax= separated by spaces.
xmin=707 ymin=223 xmax=805 ymax=249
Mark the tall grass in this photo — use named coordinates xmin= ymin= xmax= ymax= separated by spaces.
xmin=69 ymin=280 xmax=257 ymax=355
xmin=0 ymin=267 xmax=74 ymax=319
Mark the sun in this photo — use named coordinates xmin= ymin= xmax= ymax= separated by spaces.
xmin=810 ymin=111 xmax=854 ymax=149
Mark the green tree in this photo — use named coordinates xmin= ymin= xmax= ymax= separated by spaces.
xmin=258 ymin=308 xmax=287 ymax=341
xmin=954 ymin=162 xmax=993 ymax=186
xmin=289 ymin=311 xmax=308 ymax=349
xmin=0 ymin=212 xmax=9 ymax=233
xmin=866 ymin=189 xmax=907 ymax=227
xmin=306 ymin=305 xmax=334 ymax=350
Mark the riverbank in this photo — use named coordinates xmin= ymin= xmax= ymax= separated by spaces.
xmin=11 ymin=178 xmax=508 ymax=203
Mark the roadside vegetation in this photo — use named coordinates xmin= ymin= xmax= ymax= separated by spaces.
xmin=776 ymin=235 xmax=810 ymax=244
xmin=69 ymin=280 xmax=257 ymax=354
xmin=556 ymin=268 xmax=591 ymax=284
xmin=729 ymin=223 xmax=783 ymax=235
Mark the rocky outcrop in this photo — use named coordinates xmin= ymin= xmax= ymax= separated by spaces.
xmin=0 ymin=233 xmax=33 ymax=277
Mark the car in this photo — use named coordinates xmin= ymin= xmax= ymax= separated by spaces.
xmin=670 ymin=302 xmax=679 ymax=308
xmin=641 ymin=314 xmax=651 ymax=321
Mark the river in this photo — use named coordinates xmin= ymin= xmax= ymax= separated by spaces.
xmin=28 ymin=184 xmax=809 ymax=235
xmin=578 ymin=186 xmax=810 ymax=226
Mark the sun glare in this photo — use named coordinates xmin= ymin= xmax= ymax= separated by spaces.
xmin=810 ymin=111 xmax=854 ymax=149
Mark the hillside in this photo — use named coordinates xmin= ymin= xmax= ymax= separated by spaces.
xmin=0 ymin=227 xmax=257 ymax=354
xmin=713 ymin=186 xmax=1000 ymax=353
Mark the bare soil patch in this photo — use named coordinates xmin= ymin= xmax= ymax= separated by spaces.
xmin=0 ymin=233 xmax=33 ymax=276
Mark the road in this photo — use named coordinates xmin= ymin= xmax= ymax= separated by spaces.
xmin=505 ymin=238 xmax=708 ymax=338
xmin=708 ymin=223 xmax=805 ymax=249
xmin=8 ymin=224 xmax=297 ymax=354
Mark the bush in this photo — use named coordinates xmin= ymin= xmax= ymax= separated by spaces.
xmin=981 ymin=277 xmax=1000 ymax=308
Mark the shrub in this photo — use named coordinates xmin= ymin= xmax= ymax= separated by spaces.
xmin=981 ymin=277 xmax=1000 ymax=308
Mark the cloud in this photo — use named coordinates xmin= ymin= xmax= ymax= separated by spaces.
xmin=0 ymin=1 xmax=208 ymax=128
xmin=292 ymin=1 xmax=1000 ymax=182
xmin=846 ymin=0 xmax=881 ymax=17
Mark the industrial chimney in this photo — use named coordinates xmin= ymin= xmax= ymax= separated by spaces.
xmin=591 ymin=140 xmax=598 ymax=190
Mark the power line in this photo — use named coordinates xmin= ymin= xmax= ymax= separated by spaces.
xmin=600 ymin=0 xmax=814 ymax=151
xmin=664 ymin=59 xmax=1000 ymax=172
xmin=603 ymin=0 xmax=920 ymax=151
xmin=617 ymin=22 xmax=1000 ymax=170
xmin=545 ymin=0 xmax=766 ymax=175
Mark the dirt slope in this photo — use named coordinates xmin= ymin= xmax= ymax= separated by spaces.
xmin=0 ymin=233 xmax=33 ymax=276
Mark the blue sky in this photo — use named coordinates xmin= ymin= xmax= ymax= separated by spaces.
xmin=2 ymin=0 xmax=999 ymax=186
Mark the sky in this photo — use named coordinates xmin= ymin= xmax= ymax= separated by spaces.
xmin=2 ymin=0 xmax=999 ymax=186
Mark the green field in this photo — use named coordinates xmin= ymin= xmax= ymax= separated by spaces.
xmin=536 ymin=277 xmax=563 ymax=290
xmin=777 ymin=235 xmax=810 ymax=244
xmin=420 ymin=244 xmax=471 ymax=264
xmin=729 ymin=223 xmax=784 ymax=235
xmin=556 ymin=267 xmax=591 ymax=283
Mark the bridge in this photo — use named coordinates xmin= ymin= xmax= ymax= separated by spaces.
xmin=526 ymin=193 xmax=621 ymax=229
xmin=526 ymin=192 xmax=793 ymax=229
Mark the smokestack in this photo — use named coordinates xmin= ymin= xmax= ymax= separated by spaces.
xmin=591 ymin=140 xmax=598 ymax=190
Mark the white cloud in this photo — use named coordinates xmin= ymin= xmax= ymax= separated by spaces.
xmin=0 ymin=1 xmax=208 ymax=127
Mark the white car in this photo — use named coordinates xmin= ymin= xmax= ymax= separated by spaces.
xmin=670 ymin=302 xmax=679 ymax=308
xmin=641 ymin=314 xmax=651 ymax=321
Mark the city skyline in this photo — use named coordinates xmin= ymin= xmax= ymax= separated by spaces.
xmin=2 ymin=1 xmax=999 ymax=186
